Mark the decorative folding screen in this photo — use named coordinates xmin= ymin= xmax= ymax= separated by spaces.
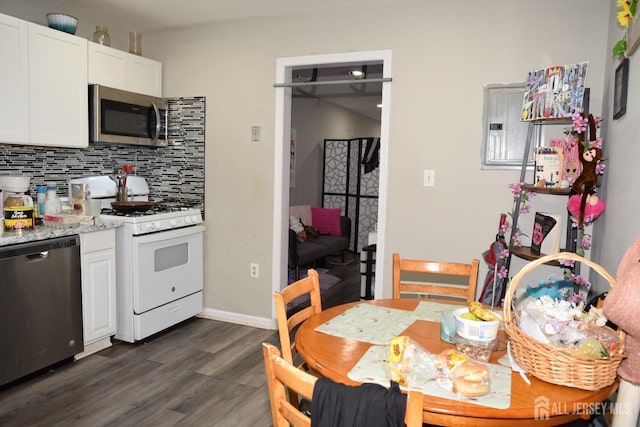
xmin=323 ymin=138 xmax=379 ymax=252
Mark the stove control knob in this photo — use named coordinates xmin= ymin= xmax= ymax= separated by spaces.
xmin=192 ymin=215 xmax=201 ymax=223
xmin=185 ymin=216 xmax=192 ymax=224
xmin=170 ymin=219 xmax=177 ymax=227
xmin=145 ymin=223 xmax=154 ymax=231
xmin=153 ymin=221 xmax=162 ymax=230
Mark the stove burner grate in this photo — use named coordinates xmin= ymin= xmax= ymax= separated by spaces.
xmin=100 ymin=205 xmax=192 ymax=217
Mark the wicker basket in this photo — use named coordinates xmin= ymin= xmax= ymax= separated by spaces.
xmin=503 ymin=252 xmax=625 ymax=390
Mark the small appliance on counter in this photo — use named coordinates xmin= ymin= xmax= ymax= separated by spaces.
xmin=0 ymin=175 xmax=34 ymax=231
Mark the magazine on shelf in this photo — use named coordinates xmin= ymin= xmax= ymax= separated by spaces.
xmin=534 ymin=146 xmax=563 ymax=188
xmin=531 ymin=212 xmax=563 ymax=255
xmin=521 ymin=62 xmax=589 ymax=121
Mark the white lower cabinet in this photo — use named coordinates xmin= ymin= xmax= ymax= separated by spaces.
xmin=77 ymin=229 xmax=117 ymax=359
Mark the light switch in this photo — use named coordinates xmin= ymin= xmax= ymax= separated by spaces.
xmin=424 ymin=169 xmax=435 ymax=187
xmin=251 ymin=125 xmax=261 ymax=143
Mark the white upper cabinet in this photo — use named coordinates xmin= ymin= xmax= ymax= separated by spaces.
xmin=128 ymin=54 xmax=163 ymax=97
xmin=88 ymin=42 xmax=162 ymax=97
xmin=0 ymin=14 xmax=29 ymax=143
xmin=28 ymin=23 xmax=88 ymax=148
xmin=0 ymin=13 xmax=88 ymax=148
xmin=87 ymin=42 xmax=127 ymax=89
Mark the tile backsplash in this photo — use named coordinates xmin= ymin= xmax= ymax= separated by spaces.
xmin=0 ymin=97 xmax=205 ymax=217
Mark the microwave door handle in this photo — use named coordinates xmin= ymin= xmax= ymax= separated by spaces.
xmin=151 ymin=102 xmax=161 ymax=143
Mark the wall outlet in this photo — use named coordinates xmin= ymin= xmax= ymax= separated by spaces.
xmin=250 ymin=262 xmax=259 ymax=278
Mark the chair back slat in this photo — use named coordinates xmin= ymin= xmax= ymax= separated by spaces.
xmin=274 ymin=269 xmax=322 ymax=364
xmin=393 ymin=253 xmax=479 ymax=303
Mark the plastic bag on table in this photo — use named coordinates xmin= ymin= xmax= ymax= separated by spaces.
xmin=386 ymin=336 xmax=438 ymax=388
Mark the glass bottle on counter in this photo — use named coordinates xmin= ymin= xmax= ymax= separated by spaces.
xmin=43 ymin=183 xmax=61 ymax=216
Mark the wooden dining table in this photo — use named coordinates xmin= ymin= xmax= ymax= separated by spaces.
xmin=294 ymin=298 xmax=618 ymax=426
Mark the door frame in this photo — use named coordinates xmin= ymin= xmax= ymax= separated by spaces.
xmin=272 ymin=50 xmax=392 ymax=322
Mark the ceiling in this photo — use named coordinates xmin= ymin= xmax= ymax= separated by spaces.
xmin=62 ymin=0 xmax=386 ymax=121
xmin=63 ymin=0 xmax=401 ymax=32
xmin=291 ymin=63 xmax=383 ymax=121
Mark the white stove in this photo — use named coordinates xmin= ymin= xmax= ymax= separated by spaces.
xmin=69 ymin=175 xmax=205 ymax=343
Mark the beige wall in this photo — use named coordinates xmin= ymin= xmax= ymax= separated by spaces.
xmin=2 ymin=0 xmax=615 ymax=325
xmin=290 ymin=97 xmax=380 ymax=207
xmin=147 ymin=0 xmax=609 ymax=323
xmin=590 ymin=1 xmax=640 ymax=293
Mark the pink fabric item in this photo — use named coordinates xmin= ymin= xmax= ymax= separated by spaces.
xmin=289 ymin=205 xmax=312 ymax=226
xmin=567 ymin=194 xmax=605 ymax=224
xmin=603 ymin=236 xmax=640 ymax=385
xmin=311 ymin=207 xmax=342 ymax=236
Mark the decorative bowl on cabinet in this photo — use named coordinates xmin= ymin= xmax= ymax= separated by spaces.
xmin=46 ymin=13 xmax=78 ymax=35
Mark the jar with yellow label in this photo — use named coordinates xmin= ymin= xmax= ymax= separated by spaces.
xmin=4 ymin=194 xmax=34 ymax=231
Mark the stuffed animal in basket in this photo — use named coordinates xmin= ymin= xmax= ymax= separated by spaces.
xmin=603 ymin=236 xmax=640 ymax=427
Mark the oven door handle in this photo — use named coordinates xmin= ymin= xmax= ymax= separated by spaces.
xmin=151 ymin=101 xmax=161 ymax=143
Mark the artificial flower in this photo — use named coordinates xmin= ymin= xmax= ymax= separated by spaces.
xmin=499 ymin=249 xmax=510 ymax=259
xmin=572 ymin=113 xmax=589 ymax=133
xmin=569 ymin=273 xmax=591 ymax=289
xmin=508 ymin=182 xmax=523 ymax=198
xmin=511 ymin=229 xmax=525 ymax=247
xmin=500 ymin=219 xmax=510 ymax=236
xmin=559 ymin=259 xmax=576 ymax=268
xmin=596 ymin=162 xmax=606 ymax=175
xmin=500 ymin=220 xmax=511 ymax=235
xmin=498 ymin=266 xmax=508 ymax=279
xmin=590 ymin=137 xmax=603 ymax=149
xmin=618 ymin=5 xmax=632 ymax=27
xmin=581 ymin=234 xmax=592 ymax=250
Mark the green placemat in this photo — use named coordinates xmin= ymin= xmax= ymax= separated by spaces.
xmin=348 ymin=345 xmax=512 ymax=409
xmin=412 ymin=301 xmax=463 ymax=322
xmin=314 ymin=303 xmax=419 ymax=344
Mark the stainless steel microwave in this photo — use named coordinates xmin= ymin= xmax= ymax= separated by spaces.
xmin=89 ymin=84 xmax=168 ymax=147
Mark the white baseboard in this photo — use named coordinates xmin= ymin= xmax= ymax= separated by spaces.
xmin=198 ymin=307 xmax=275 ymax=330
xmin=75 ymin=337 xmax=113 ymax=360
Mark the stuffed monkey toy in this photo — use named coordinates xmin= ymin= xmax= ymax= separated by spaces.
xmin=571 ymin=113 xmax=603 ymax=228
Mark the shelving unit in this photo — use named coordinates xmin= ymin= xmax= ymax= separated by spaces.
xmin=500 ymin=89 xmax=591 ymax=301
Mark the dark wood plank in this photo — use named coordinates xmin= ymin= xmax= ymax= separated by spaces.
xmin=0 ymin=318 xmax=279 ymax=427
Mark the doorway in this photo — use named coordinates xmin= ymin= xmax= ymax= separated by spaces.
xmin=272 ymin=50 xmax=392 ymax=319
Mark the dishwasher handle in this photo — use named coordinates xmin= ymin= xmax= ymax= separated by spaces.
xmin=26 ymin=251 xmax=50 ymax=261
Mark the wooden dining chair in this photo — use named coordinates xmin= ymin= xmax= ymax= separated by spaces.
xmin=273 ymin=269 xmax=323 ymax=408
xmin=262 ymin=343 xmax=423 ymax=427
xmin=392 ymin=253 xmax=480 ymax=303
xmin=274 ymin=269 xmax=323 ymax=365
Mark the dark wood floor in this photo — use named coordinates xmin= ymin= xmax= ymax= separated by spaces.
xmin=0 ymin=318 xmax=280 ymax=427
xmin=0 ymin=254 xmax=362 ymax=427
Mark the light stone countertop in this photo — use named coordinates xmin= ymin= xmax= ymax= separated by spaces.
xmin=0 ymin=220 xmax=122 ymax=247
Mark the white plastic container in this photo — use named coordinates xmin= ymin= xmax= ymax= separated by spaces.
xmin=0 ymin=175 xmax=31 ymax=194
xmin=453 ymin=308 xmax=500 ymax=342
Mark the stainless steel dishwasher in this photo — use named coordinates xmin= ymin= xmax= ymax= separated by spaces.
xmin=0 ymin=235 xmax=84 ymax=386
